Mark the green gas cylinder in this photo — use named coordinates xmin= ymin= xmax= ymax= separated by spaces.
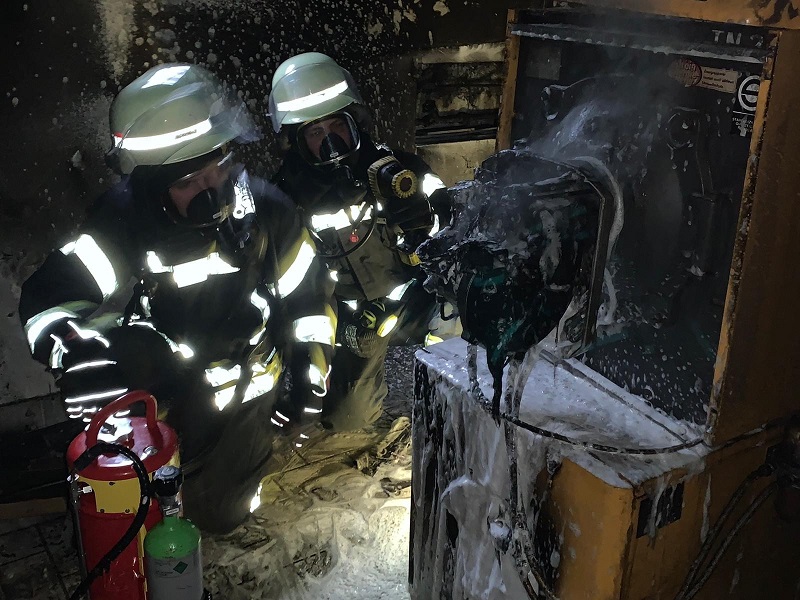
xmin=144 ymin=466 xmax=206 ymax=599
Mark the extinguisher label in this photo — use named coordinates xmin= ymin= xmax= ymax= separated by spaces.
xmin=145 ymin=549 xmax=203 ymax=598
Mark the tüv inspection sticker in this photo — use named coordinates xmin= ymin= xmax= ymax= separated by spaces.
xmin=667 ymin=58 xmax=738 ymax=93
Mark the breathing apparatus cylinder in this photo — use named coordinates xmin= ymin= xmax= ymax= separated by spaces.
xmin=144 ymin=465 xmax=206 ymax=599
xmin=66 ymin=391 xmax=179 ymax=600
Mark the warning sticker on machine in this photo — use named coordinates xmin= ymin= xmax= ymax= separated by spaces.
xmin=667 ymin=58 xmax=738 ymax=93
xmin=697 ymin=66 xmax=738 ymax=93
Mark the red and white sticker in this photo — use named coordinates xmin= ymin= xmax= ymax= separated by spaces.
xmin=668 ymin=58 xmax=738 ymax=94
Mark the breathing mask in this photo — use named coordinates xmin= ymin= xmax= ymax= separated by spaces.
xmin=297 ymin=112 xmax=361 ymax=167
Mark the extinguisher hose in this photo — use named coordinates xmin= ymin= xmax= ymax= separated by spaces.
xmin=68 ymin=442 xmax=152 ymax=600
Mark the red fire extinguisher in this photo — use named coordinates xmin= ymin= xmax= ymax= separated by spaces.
xmin=66 ymin=390 xmax=179 ymax=600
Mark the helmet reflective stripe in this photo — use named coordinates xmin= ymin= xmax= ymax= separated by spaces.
xmin=387 ymin=280 xmax=414 ymax=301
xmin=64 ymin=388 xmax=129 ymax=404
xmin=24 ymin=307 xmax=78 ymax=351
xmin=270 ymin=232 xmax=317 ymax=297
xmin=109 ymin=63 xmax=255 ymax=175
xmin=268 ymin=52 xmax=364 ymax=132
xmin=275 ymin=80 xmax=350 ymax=112
xmin=308 ymin=364 xmax=331 ymax=397
xmin=119 ymin=118 xmax=213 ymax=151
xmin=250 ymin=290 xmax=271 ymax=323
xmin=60 ymin=235 xmax=118 ymax=299
xmin=146 ymin=250 xmax=240 ymax=288
xmin=141 ymin=65 xmax=191 ymax=89
xmin=421 ymin=173 xmax=446 ymax=197
xmin=309 ymin=203 xmax=372 ymax=232
xmin=293 ymin=315 xmax=335 ymax=345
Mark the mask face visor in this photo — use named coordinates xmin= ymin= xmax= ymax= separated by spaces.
xmin=164 ymin=151 xmax=236 ymax=228
xmin=297 ymin=112 xmax=360 ymax=166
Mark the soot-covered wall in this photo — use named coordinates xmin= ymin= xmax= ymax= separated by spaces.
xmin=0 ymin=0 xmax=515 ymax=416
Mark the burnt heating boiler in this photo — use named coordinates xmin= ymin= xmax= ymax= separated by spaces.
xmin=410 ymin=2 xmax=800 ymax=599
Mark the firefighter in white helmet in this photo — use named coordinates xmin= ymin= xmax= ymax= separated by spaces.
xmin=268 ymin=52 xmax=455 ymax=433
xmin=18 ymin=63 xmax=337 ymax=534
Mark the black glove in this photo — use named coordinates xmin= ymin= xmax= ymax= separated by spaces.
xmin=56 ymin=321 xmax=127 ymax=421
xmin=58 ymin=323 xmax=178 ymax=421
xmin=384 ymin=193 xmax=435 ymax=233
xmin=338 ymin=299 xmax=398 ymax=358
xmin=26 ymin=310 xmax=94 ymax=368
xmin=428 ymin=187 xmax=453 ymax=228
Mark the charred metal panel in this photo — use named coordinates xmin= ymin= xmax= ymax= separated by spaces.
xmin=507 ymin=9 xmax=770 ymax=425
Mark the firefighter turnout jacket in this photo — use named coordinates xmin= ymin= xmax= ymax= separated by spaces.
xmin=19 ymin=167 xmax=336 ymax=420
xmin=273 ymin=135 xmax=447 ymax=308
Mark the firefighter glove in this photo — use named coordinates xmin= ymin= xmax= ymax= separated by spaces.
xmin=57 ymin=328 xmax=128 ymax=421
xmin=338 ymin=299 xmax=398 ymax=358
xmin=57 ymin=323 xmax=178 ymax=421
xmin=384 ymin=193 xmax=435 ymax=233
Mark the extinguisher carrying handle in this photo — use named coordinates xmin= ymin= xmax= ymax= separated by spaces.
xmin=84 ymin=390 xmax=163 ymax=449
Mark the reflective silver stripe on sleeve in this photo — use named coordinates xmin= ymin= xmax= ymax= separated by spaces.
xmin=386 ymin=280 xmax=414 ymax=301
xmin=60 ymin=234 xmax=118 ymax=299
xmin=293 ymin=315 xmax=335 ymax=346
xmin=64 ymin=388 xmax=129 ymax=404
xmin=250 ymin=290 xmax=271 ymax=322
xmin=24 ymin=307 xmax=78 ymax=351
xmin=308 ymin=364 xmax=331 ymax=397
xmin=309 ymin=203 xmax=372 ymax=233
xmin=207 ymin=364 xmax=242 ymax=411
xmin=213 ymin=387 xmax=237 ymax=411
xmin=205 ymin=364 xmax=241 ymax=387
xmin=274 ymin=239 xmax=316 ymax=297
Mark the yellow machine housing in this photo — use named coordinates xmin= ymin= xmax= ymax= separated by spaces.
xmin=411 ymin=2 xmax=800 ymax=599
